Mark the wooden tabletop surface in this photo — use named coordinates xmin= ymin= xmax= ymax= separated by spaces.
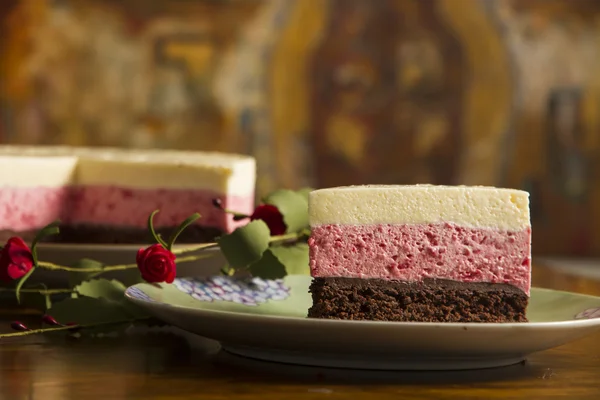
xmin=1 ymin=261 xmax=600 ymax=400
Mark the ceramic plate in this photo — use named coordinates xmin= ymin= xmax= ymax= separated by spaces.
xmin=125 ymin=275 xmax=600 ymax=371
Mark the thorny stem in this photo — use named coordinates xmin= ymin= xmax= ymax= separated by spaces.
xmin=34 ymin=231 xmax=303 ymax=272
xmin=37 ymin=261 xmax=140 ymax=273
xmin=3 ymin=256 xmax=214 ymax=298
xmin=0 ymin=317 xmax=151 ymax=339
xmin=171 ymin=242 xmax=220 ymax=255
xmin=0 ymin=288 xmax=72 ymax=295
xmin=36 ymin=254 xmax=214 ymax=273
xmin=9 ymin=231 xmax=306 ymax=298
xmin=171 ymin=231 xmax=300 ymax=255
xmin=270 ymin=232 xmax=302 ymax=243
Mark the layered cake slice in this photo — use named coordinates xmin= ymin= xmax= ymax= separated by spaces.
xmin=307 ymin=185 xmax=532 ymax=323
xmin=0 ymin=145 xmax=255 ymax=244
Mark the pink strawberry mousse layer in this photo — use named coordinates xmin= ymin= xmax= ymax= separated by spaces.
xmin=308 ymin=223 xmax=532 ymax=295
xmin=0 ymin=186 xmax=254 ymax=232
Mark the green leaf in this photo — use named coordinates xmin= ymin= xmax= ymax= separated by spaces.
xmin=75 ymin=278 xmax=150 ymax=318
xmin=247 ymin=242 xmax=310 ymax=279
xmin=167 ymin=212 xmax=201 ymax=250
xmin=263 ymin=189 xmax=309 ymax=233
xmin=270 ymin=243 xmax=310 ymax=275
xmin=75 ymin=278 xmax=127 ymax=302
xmin=216 ymin=220 xmax=270 ymax=268
xmin=147 ymin=210 xmax=168 ymax=248
xmin=50 ymin=296 xmax=130 ymax=323
xmin=49 ymin=296 xmax=133 ymax=334
xmin=248 ymin=249 xmax=286 ymax=279
xmin=15 ymin=267 xmax=36 ymax=304
xmin=67 ymin=258 xmax=105 ymax=288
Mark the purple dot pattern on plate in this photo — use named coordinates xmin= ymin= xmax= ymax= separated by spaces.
xmin=173 ymin=276 xmax=291 ymax=306
xmin=575 ymin=307 xmax=600 ymax=319
xmin=127 ymin=287 xmax=155 ymax=302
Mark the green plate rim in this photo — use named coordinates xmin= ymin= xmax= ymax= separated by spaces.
xmin=124 ymin=277 xmax=600 ymax=330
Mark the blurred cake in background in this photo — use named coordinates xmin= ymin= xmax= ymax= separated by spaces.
xmin=0 ymin=146 xmax=256 ymax=244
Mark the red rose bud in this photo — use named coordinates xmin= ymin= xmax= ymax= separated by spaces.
xmin=0 ymin=237 xmax=34 ymax=282
xmin=250 ymin=205 xmax=286 ymax=236
xmin=42 ymin=315 xmax=61 ymax=326
xmin=11 ymin=321 xmax=29 ymax=331
xmin=136 ymin=243 xmax=177 ymax=283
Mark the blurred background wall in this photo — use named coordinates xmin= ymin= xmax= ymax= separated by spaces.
xmin=1 ymin=0 xmax=600 ymax=257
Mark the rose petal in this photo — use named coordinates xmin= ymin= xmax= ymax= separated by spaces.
xmin=9 ymin=249 xmax=33 ymax=266
xmin=0 ymin=237 xmax=34 ymax=282
xmin=6 ymin=237 xmax=30 ymax=252
xmin=250 ymin=204 xmax=286 ymax=235
xmin=6 ymin=262 xmax=31 ymax=280
xmin=136 ymin=248 xmax=147 ymax=265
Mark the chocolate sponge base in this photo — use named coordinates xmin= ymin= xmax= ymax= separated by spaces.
xmin=308 ymin=277 xmax=528 ymax=323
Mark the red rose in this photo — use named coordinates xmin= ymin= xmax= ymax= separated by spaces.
xmin=250 ymin=204 xmax=286 ymax=236
xmin=136 ymin=244 xmax=177 ymax=283
xmin=0 ymin=237 xmax=34 ymax=282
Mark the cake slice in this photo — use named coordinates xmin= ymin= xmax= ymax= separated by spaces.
xmin=306 ymin=185 xmax=532 ymax=323
xmin=0 ymin=145 xmax=255 ymax=244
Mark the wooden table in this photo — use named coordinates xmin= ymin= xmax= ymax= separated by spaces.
xmin=1 ymin=261 xmax=600 ymax=400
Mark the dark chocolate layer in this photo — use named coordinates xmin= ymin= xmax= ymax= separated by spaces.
xmin=0 ymin=224 xmax=223 ymax=245
xmin=308 ymin=277 xmax=528 ymax=323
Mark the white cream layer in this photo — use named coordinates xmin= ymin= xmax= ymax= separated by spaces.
xmin=0 ymin=145 xmax=255 ymax=196
xmin=309 ymin=185 xmax=530 ymax=231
